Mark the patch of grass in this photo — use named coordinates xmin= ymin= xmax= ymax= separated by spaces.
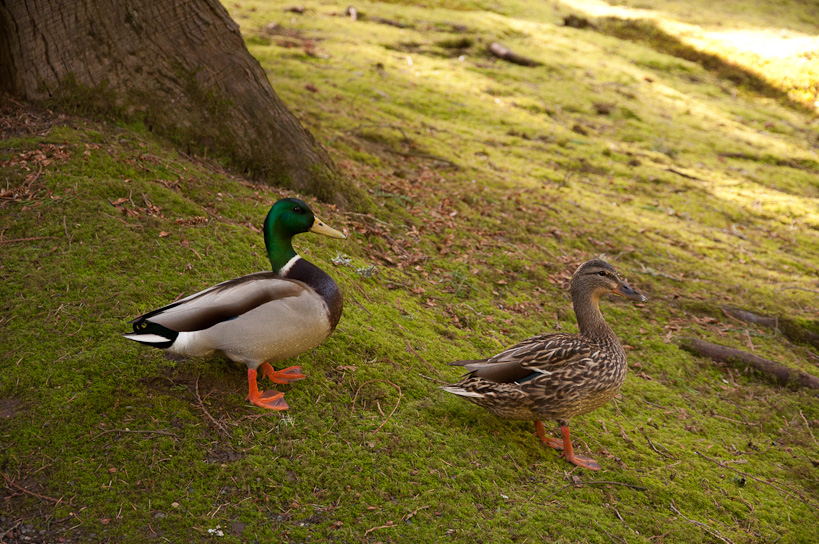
xmin=597 ymin=17 xmax=805 ymax=108
xmin=2 ymin=0 xmax=819 ymax=542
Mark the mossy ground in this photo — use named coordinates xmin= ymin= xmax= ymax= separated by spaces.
xmin=2 ymin=0 xmax=818 ymax=542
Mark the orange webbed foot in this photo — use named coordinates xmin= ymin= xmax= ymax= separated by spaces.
xmin=247 ymin=389 xmax=290 ymax=410
xmin=534 ymin=421 xmax=564 ymax=450
xmin=559 ymin=425 xmax=602 ymax=471
xmin=247 ymin=368 xmax=291 ymax=410
xmin=563 ymin=453 xmax=602 ymax=471
xmin=259 ymin=363 xmax=306 ymax=384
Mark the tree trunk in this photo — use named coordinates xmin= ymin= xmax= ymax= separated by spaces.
xmin=0 ymin=0 xmax=352 ymax=204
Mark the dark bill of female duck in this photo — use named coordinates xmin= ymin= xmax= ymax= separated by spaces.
xmin=123 ymin=197 xmax=346 ymax=411
xmin=613 ymin=280 xmax=646 ymax=302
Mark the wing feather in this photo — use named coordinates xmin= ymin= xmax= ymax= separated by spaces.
xmin=131 ymin=272 xmax=306 ymax=332
xmin=456 ymin=333 xmax=595 ymax=384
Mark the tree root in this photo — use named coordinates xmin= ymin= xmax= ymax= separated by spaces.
xmin=488 ymin=43 xmax=542 ymax=67
xmin=680 ymin=337 xmax=819 ymax=390
xmin=722 ymin=305 xmax=819 ymax=350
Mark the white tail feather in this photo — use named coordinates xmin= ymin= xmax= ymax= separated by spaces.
xmin=123 ymin=333 xmax=172 ymax=344
xmin=441 ymin=386 xmax=485 ymax=398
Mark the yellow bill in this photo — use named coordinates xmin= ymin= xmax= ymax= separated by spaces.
xmin=310 ymin=216 xmax=347 ymax=239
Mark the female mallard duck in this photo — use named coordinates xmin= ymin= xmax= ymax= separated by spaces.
xmin=124 ymin=198 xmax=346 ymax=410
xmin=442 ymin=259 xmax=646 ymax=470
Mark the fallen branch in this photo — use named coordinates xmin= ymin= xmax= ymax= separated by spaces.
xmin=670 ymin=500 xmax=734 ymax=544
xmin=370 ymin=16 xmax=410 ymax=28
xmin=722 ymin=305 xmax=819 ymax=350
xmin=679 ymin=337 xmax=819 ymax=390
xmin=488 ymin=42 xmax=541 ymax=67
xmin=721 ymin=306 xmax=777 ymax=329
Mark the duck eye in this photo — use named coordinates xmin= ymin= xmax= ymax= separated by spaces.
xmin=293 ymin=206 xmax=303 ymax=213
xmin=598 ymin=271 xmax=607 ymax=277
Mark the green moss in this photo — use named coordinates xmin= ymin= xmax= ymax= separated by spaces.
xmin=596 ymin=17 xmax=813 ymax=111
xmin=2 ymin=0 xmax=819 ymax=542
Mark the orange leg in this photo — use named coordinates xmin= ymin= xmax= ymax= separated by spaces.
xmin=560 ymin=425 xmax=601 ymax=471
xmin=246 ymin=368 xmax=289 ymax=410
xmin=534 ymin=421 xmax=563 ymax=450
xmin=259 ymin=363 xmax=306 ymax=384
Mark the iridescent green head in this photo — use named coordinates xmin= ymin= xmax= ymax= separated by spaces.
xmin=262 ymin=198 xmax=346 ymax=273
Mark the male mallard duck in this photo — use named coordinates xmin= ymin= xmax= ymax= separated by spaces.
xmin=442 ymin=259 xmax=646 ymax=470
xmin=124 ymin=198 xmax=346 ymax=410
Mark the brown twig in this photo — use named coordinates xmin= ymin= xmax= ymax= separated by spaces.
xmin=779 ymin=286 xmax=819 ymax=294
xmin=544 ymin=480 xmax=647 ymax=501
xmin=670 ymin=500 xmax=734 ymax=544
xmin=639 ymin=427 xmax=675 ymax=458
xmin=418 ymin=373 xmax=451 ymax=385
xmin=593 ymin=520 xmax=626 ymax=544
xmin=607 ymin=503 xmax=630 ymax=530
xmin=695 ymin=451 xmax=813 ymax=506
xmin=2 ymin=519 xmax=22 ymax=539
xmin=193 ymin=375 xmax=230 ymax=437
xmin=361 ymin=522 xmax=395 ymax=543
xmin=405 ymin=341 xmax=441 ymax=377
xmin=799 ymin=410 xmax=817 ymax=444
xmin=334 ymin=268 xmax=373 ymax=303
xmin=711 ymin=413 xmax=759 ymax=427
xmin=666 ymin=167 xmax=702 ymax=181
xmin=93 ymin=428 xmax=179 ymax=439
xmin=0 ymin=236 xmax=55 ymax=245
xmin=351 ymin=379 xmax=402 ymax=434
xmin=720 ymin=397 xmax=755 ymax=429
xmin=1 ymin=472 xmax=61 ymax=503
xmin=345 ymin=291 xmax=373 ymax=317
xmin=63 ymin=215 xmax=72 ymax=249
xmin=402 ymin=505 xmax=430 ymax=521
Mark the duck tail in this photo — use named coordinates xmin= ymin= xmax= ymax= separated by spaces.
xmin=123 ymin=319 xmax=178 ymax=349
xmin=440 ymin=385 xmax=485 ymax=398
xmin=449 ymin=359 xmax=485 ymax=367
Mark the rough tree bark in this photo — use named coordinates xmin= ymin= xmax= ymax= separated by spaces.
xmin=0 ymin=0 xmax=352 ymax=204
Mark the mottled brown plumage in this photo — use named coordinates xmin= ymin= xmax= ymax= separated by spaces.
xmin=443 ymin=259 xmax=646 ymax=470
